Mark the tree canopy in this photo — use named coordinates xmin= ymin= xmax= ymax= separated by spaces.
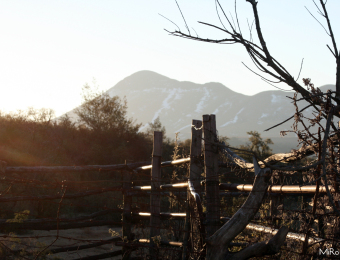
xmin=75 ymin=83 xmax=141 ymax=135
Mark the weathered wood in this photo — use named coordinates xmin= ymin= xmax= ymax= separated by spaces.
xmin=203 ymin=114 xmax=220 ymax=259
xmin=264 ymin=145 xmax=316 ymax=164
xmin=219 ymin=145 xmax=253 ymax=169
xmin=3 ymin=158 xmax=233 ymax=174
xmin=190 ymin=119 xmax=203 ymax=193
xmin=219 ymin=183 xmax=335 ymax=193
xmin=135 ymin=158 xmax=190 ymax=171
xmin=205 ymin=157 xmax=272 ymax=260
xmin=0 ymin=209 xmax=121 ymax=225
xmin=132 ymin=212 xmax=186 ymax=218
xmin=126 ymin=191 xmax=187 ymax=197
xmin=185 ymin=120 xmax=203 ymax=258
xmin=132 ymin=182 xmax=188 ymax=191
xmin=3 ymin=158 xmax=190 ymax=174
xmin=0 ymin=187 xmax=122 ymax=202
xmin=221 ymin=217 xmax=324 ymax=244
xmin=132 ymin=181 xmax=331 ymax=195
xmin=182 ymin=187 xmax=191 ymax=260
xmin=159 ymin=183 xmax=188 ymax=189
xmin=122 ymin=169 xmax=132 ymax=260
xmin=149 ymin=131 xmax=162 ymax=258
xmin=0 ymin=220 xmax=121 ymax=231
xmin=219 ymin=191 xmax=314 ymax=197
xmin=5 ymin=161 xmax=151 ymax=173
xmin=229 ymin=226 xmax=288 ymax=260
xmin=10 ymin=237 xmax=122 ymax=256
xmin=219 ymin=140 xmax=318 ymax=171
xmin=188 ymin=180 xmax=205 ymax=254
xmin=117 ymin=239 xmax=183 ymax=247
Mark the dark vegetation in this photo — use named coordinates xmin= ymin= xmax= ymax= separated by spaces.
xmin=0 ymin=85 xmax=176 ymax=167
xmin=0 ymin=86 xmax=172 ymax=225
xmin=0 ymin=82 xmax=270 ymax=223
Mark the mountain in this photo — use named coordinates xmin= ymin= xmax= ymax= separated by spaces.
xmin=63 ymin=70 xmax=335 ymax=153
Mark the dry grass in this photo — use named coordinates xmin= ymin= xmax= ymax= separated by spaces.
xmin=0 ymin=226 xmax=123 ymax=259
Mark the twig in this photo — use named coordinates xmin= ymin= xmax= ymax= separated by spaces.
xmin=296 ymin=58 xmax=304 ymax=81
xmin=159 ymin=13 xmax=180 ymax=31
xmin=305 ymin=6 xmax=329 ymax=35
xmin=175 ymin=0 xmax=190 ymax=35
xmin=215 ymin=0 xmax=227 ymax=30
xmin=264 ymin=104 xmax=313 ymax=131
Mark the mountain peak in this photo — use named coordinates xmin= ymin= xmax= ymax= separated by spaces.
xmin=63 ymin=70 xmax=335 ymax=153
xmin=119 ymin=70 xmax=173 ymax=84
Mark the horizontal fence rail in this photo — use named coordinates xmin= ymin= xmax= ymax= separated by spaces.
xmin=5 ymin=161 xmax=151 ymax=173
xmin=4 ymin=158 xmax=235 ymax=174
xmin=0 ymin=187 xmax=122 ymax=202
xmin=4 ymin=158 xmax=192 ymax=174
xmin=219 ymin=183 xmax=335 ymax=193
xmin=116 ymin=239 xmax=183 ymax=248
xmin=221 ymin=217 xmax=325 ymax=245
xmin=132 ymin=182 xmax=188 ymax=191
xmin=135 ymin=157 xmax=191 ymax=171
xmin=132 ymin=212 xmax=186 ymax=218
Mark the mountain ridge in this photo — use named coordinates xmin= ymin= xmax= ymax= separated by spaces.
xmin=63 ymin=70 xmax=335 ymax=153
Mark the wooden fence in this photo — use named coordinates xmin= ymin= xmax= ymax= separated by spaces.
xmin=0 ymin=114 xmax=337 ymax=259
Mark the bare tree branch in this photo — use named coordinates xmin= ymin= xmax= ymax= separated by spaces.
xmin=175 ymin=0 xmax=190 ymax=35
xmin=319 ymin=0 xmax=339 ymax=58
xmin=264 ymin=104 xmax=313 ymax=132
xmin=168 ymin=0 xmax=330 ymax=112
xmin=296 ymin=58 xmax=304 ymax=81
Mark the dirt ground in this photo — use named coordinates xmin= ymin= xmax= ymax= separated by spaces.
xmin=0 ymin=226 xmax=125 ymax=259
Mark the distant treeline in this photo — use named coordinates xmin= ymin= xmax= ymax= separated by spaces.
xmin=0 ymin=85 xmax=191 ymax=167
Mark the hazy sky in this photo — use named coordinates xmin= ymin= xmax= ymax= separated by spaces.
xmin=1 ymin=0 xmax=339 ymax=117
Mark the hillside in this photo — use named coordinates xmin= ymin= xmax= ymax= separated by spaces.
xmin=63 ymin=70 xmax=335 ymax=153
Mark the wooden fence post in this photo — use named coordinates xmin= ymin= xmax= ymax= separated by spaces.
xmin=182 ymin=187 xmax=191 ymax=260
xmin=190 ymin=120 xmax=203 ymax=193
xmin=122 ymin=167 xmax=132 ymax=260
xmin=191 ymin=120 xmax=204 ymax=252
xmin=183 ymin=119 xmax=203 ymax=260
xmin=149 ymin=131 xmax=163 ymax=258
xmin=203 ymin=114 xmax=220 ymax=258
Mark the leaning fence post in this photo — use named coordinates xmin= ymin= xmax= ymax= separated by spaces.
xmin=149 ymin=131 xmax=162 ymax=258
xmin=203 ymin=114 xmax=220 ymax=257
xmin=122 ymin=165 xmax=132 ymax=260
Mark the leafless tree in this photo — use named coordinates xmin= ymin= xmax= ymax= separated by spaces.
xmin=165 ymin=1 xmax=340 ymax=259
